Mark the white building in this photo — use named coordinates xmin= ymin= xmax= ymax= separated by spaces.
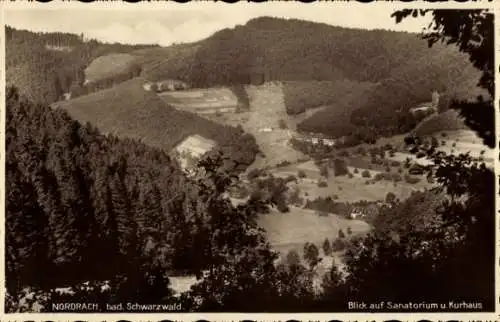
xmin=173 ymin=134 xmax=217 ymax=170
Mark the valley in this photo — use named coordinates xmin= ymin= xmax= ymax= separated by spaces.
xmin=5 ymin=10 xmax=495 ymax=312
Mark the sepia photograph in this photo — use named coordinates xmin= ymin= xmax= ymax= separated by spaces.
xmin=3 ymin=4 xmax=496 ymax=314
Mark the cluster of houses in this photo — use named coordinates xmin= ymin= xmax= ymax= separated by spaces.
xmin=143 ymin=79 xmax=190 ymax=93
xmin=293 ymin=132 xmax=344 ymax=147
xmin=349 ymin=202 xmax=388 ymax=219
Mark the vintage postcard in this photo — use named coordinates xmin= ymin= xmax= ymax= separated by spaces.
xmin=0 ymin=1 xmax=498 ymax=320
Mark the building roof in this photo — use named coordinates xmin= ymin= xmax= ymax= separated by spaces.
xmin=174 ymin=134 xmax=217 ymax=157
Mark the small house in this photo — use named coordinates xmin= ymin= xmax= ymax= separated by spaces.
xmin=349 ymin=207 xmax=365 ymax=219
xmin=173 ymin=134 xmax=217 ymax=170
xmin=323 ymin=138 xmax=336 ymax=146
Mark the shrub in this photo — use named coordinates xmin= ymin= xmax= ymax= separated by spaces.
xmin=353 ymin=168 xmax=359 ymax=173
xmin=285 ymin=250 xmax=301 ymax=267
xmin=247 ymin=168 xmax=263 ymax=180
xmin=347 ymin=173 xmax=353 ymax=178
xmin=285 ymin=175 xmax=298 ymax=184
xmin=333 ymin=158 xmax=349 ymax=176
xmin=361 ymin=170 xmax=371 ymax=178
xmin=385 ymin=166 xmax=391 ymax=173
xmin=317 ymin=211 xmax=329 ymax=217
xmin=318 ymin=181 xmax=328 ymax=188
xmin=339 ymin=150 xmax=350 ymax=157
xmin=441 ymin=132 xmax=447 ymax=137
xmin=298 ymin=170 xmax=306 ymax=178
xmin=409 ymin=164 xmax=425 ymax=175
xmin=356 ymin=147 xmax=366 ymax=156
xmin=416 ymin=151 xmax=426 ymax=158
xmin=276 ymin=160 xmax=292 ymax=167
xmin=331 ymin=238 xmax=346 ymax=252
xmin=392 ymin=173 xmax=403 ymax=182
xmin=391 ymin=160 xmax=400 ymax=167
xmin=319 ymin=164 xmax=329 ymax=178
xmin=322 ymin=238 xmax=332 ymax=256
xmin=404 ymin=174 xmax=421 ymax=184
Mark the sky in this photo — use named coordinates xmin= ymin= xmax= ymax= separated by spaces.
xmin=4 ymin=4 xmax=432 ymax=47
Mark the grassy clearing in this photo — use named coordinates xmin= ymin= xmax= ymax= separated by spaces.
xmin=258 ymin=206 xmax=371 ymax=256
xmin=414 ymin=109 xmax=467 ymax=136
xmin=84 ymin=53 xmax=137 ymax=83
xmin=273 ymin=159 xmax=429 ymax=203
xmin=386 ymin=152 xmax=434 ymax=167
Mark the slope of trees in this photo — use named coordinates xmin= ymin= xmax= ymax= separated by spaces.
xmin=6 ymin=10 xmax=495 ymax=312
xmin=318 ymin=9 xmax=495 ymax=311
xmin=6 ymin=26 xmax=156 ymax=105
xmin=5 ymin=87 xmax=264 ymax=311
xmin=8 ymin=18 xmax=485 ymax=144
xmin=54 ymin=78 xmax=259 ymax=172
xmin=133 ymin=16 xmax=483 ymax=143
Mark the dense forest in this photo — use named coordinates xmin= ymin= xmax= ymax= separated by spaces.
xmin=135 ymin=17 xmax=485 ymax=142
xmin=7 ymin=85 xmax=493 ymax=312
xmin=7 ymin=18 xmax=486 ymax=144
xmin=5 ymin=26 xmax=157 ymax=105
xmin=5 ymin=86 xmax=270 ymax=308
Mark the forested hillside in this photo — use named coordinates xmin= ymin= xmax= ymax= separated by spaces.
xmin=134 ymin=17 xmax=472 ymax=86
xmin=7 ymin=18 xmax=485 ymax=143
xmin=5 ymin=86 xmax=265 ymax=304
xmin=5 ymin=26 xmax=156 ymax=105
xmin=53 ymin=78 xmax=259 ymax=171
xmin=131 ymin=17 xmax=484 ymax=142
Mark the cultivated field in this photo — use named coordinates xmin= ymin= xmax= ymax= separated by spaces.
xmin=386 ymin=152 xmax=434 ymax=167
xmin=274 ymin=159 xmax=431 ymax=203
xmin=158 ymin=87 xmax=239 ymax=111
xmin=437 ymin=129 xmax=494 ymax=162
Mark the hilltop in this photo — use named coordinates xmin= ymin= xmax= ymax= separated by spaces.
xmin=128 ymin=16 xmax=484 ymax=141
xmin=5 ymin=26 xmax=157 ymax=105
xmin=7 ymin=17 xmax=486 ymax=147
